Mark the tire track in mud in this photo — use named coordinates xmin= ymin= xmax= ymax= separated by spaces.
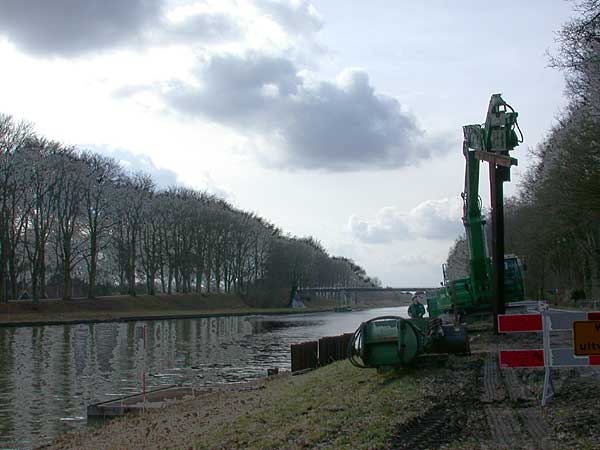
xmin=485 ymin=406 xmax=526 ymax=449
xmin=482 ymin=352 xmax=506 ymax=403
xmin=388 ymin=406 xmax=466 ymax=450
xmin=389 ymin=359 xmax=484 ymax=450
xmin=519 ymin=408 xmax=554 ymax=450
xmin=390 ymin=353 xmax=557 ymax=449
xmin=483 ymin=352 xmax=556 ymax=449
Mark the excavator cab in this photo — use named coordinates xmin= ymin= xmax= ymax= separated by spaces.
xmin=504 ymin=255 xmax=525 ymax=302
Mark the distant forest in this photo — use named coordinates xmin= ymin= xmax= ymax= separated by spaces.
xmin=0 ymin=119 xmax=374 ymax=305
xmin=446 ymin=0 xmax=600 ymax=300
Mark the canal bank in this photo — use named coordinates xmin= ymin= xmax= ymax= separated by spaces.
xmin=44 ymin=320 xmax=600 ymax=450
xmin=0 ymin=293 xmax=409 ymax=328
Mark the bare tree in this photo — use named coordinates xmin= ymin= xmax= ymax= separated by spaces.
xmin=79 ymin=152 xmax=121 ymax=298
xmin=53 ymin=147 xmax=87 ymax=300
xmin=0 ymin=115 xmax=35 ymax=301
xmin=549 ymin=0 xmax=600 ymax=117
xmin=22 ymin=139 xmax=61 ymax=302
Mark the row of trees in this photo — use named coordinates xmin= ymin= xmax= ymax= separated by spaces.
xmin=445 ymin=0 xmax=600 ymax=300
xmin=0 ymin=117 xmax=373 ymax=304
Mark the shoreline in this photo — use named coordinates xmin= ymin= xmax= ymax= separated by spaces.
xmin=0 ymin=306 xmax=336 ymax=328
xmin=0 ymin=292 xmax=408 ymax=328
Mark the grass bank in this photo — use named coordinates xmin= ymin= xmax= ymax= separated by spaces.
xmin=47 ymin=357 xmax=477 ymax=450
xmin=0 ymin=293 xmax=336 ymax=327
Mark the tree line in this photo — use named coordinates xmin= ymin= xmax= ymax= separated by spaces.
xmin=446 ymin=0 xmax=600 ymax=300
xmin=0 ymin=117 xmax=373 ymax=304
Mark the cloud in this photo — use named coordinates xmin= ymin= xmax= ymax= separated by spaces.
xmin=192 ymin=171 xmax=231 ymax=200
xmin=392 ymin=254 xmax=438 ymax=267
xmin=255 ymin=0 xmax=323 ymax=35
xmin=0 ymin=0 xmax=315 ymax=57
xmin=146 ymin=52 xmax=444 ymax=171
xmin=349 ymin=198 xmax=463 ymax=243
xmin=165 ymin=52 xmax=301 ymax=125
xmin=89 ymin=146 xmax=230 ymax=199
xmin=348 ymin=207 xmax=412 ymax=244
xmin=0 ymin=0 xmax=163 ymax=56
xmin=160 ymin=10 xmax=242 ymax=44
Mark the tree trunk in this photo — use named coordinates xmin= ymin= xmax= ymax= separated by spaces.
xmin=9 ymin=253 xmax=18 ymax=301
xmin=129 ymin=238 xmax=136 ymax=296
xmin=205 ymin=267 xmax=211 ymax=293
xmin=0 ymin=267 xmax=5 ymax=304
xmin=160 ymin=266 xmax=166 ymax=293
xmin=0 ymin=229 xmax=7 ymax=303
xmin=215 ymin=265 xmax=221 ymax=294
xmin=32 ymin=258 xmax=39 ymax=303
xmin=62 ymin=240 xmax=72 ymax=300
xmin=63 ymin=270 xmax=72 ymax=301
xmin=39 ymin=245 xmax=46 ymax=299
xmin=195 ymin=271 xmax=202 ymax=293
xmin=87 ymin=234 xmax=97 ymax=299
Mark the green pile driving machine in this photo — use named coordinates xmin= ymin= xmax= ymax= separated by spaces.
xmin=426 ymin=93 xmax=525 ymax=319
xmin=349 ymin=94 xmax=525 ymax=370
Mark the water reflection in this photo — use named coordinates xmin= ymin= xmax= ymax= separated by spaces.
xmin=0 ymin=306 xmax=407 ymax=448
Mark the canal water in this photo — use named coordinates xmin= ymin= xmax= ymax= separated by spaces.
xmin=0 ymin=306 xmax=408 ymax=449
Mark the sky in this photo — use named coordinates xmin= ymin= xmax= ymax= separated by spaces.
xmin=0 ymin=0 xmax=574 ymax=287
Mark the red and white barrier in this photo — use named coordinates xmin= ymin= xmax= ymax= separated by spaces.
xmin=497 ymin=308 xmax=600 ymax=405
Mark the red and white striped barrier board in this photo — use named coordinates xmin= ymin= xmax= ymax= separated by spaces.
xmin=497 ymin=313 xmax=542 ymax=333
xmin=499 ymin=349 xmax=544 ymax=368
xmin=497 ymin=308 xmax=600 ymax=405
xmin=497 ymin=310 xmax=600 ymax=333
xmin=499 ymin=348 xmax=600 ymax=368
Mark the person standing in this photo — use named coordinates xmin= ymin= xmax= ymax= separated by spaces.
xmin=408 ymin=294 xmax=426 ymax=318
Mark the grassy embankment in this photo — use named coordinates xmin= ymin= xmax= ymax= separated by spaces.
xmin=48 ymin=317 xmax=600 ymax=449
xmin=0 ymin=293 xmax=336 ymax=326
xmin=48 ymin=357 xmax=473 ymax=450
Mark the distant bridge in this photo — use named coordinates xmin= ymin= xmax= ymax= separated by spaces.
xmin=296 ymin=286 xmax=436 ymax=310
xmin=297 ymin=286 xmax=436 ymax=294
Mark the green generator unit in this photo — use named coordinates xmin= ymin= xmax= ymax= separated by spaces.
xmin=348 ymin=316 xmax=469 ymax=369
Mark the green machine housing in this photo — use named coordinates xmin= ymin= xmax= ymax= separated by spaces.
xmin=348 ymin=316 xmax=469 ymax=369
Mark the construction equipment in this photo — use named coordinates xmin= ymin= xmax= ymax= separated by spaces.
xmin=348 ymin=316 xmax=469 ymax=369
xmin=427 ymin=94 xmax=525 ymax=319
xmin=347 ymin=94 xmax=524 ymax=369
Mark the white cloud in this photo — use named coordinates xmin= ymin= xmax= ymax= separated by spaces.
xmin=255 ymin=0 xmax=323 ymax=35
xmin=88 ymin=145 xmax=229 ymax=199
xmin=131 ymin=55 xmax=449 ymax=171
xmin=348 ymin=197 xmax=463 ymax=243
xmin=392 ymin=254 xmax=433 ymax=267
